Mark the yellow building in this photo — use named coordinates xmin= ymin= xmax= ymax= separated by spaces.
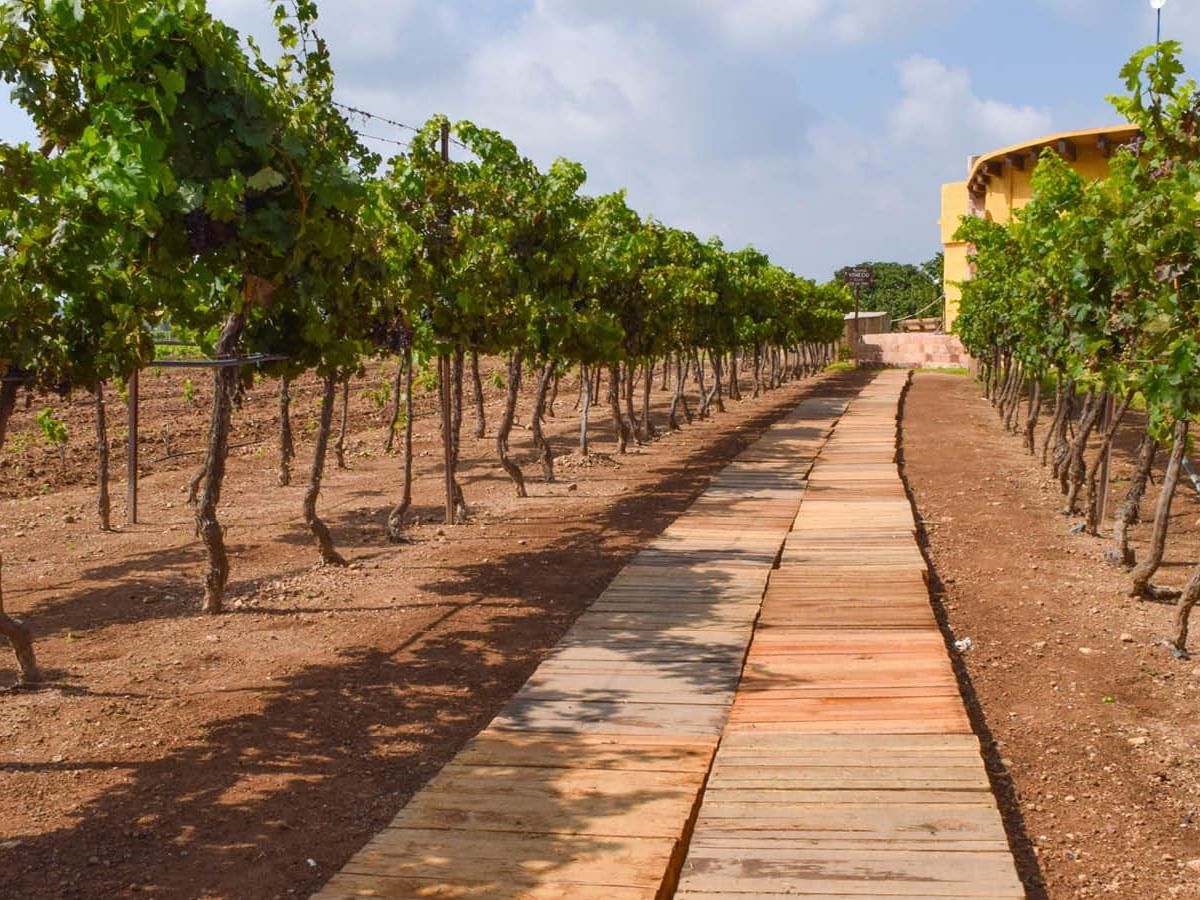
xmin=940 ymin=124 xmax=1140 ymax=330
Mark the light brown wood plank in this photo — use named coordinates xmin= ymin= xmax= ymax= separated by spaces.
xmin=316 ymin=871 xmax=654 ymax=899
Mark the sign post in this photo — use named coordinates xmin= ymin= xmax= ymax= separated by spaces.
xmin=842 ymin=267 xmax=874 ymax=364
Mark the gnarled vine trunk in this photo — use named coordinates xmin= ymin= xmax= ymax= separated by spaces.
xmin=445 ymin=349 xmax=467 ymax=520
xmin=667 ymin=356 xmax=683 ymax=431
xmin=195 ymin=310 xmax=246 ymax=614
xmin=1063 ymin=391 xmax=1105 ymax=514
xmin=694 ymin=352 xmax=710 ymax=418
xmin=0 ymin=381 xmax=18 ymax=447
xmin=711 ymin=352 xmax=726 ymax=413
xmin=384 ymin=362 xmax=405 ymax=453
xmin=305 ymin=373 xmax=347 ymax=566
xmin=1130 ymin=419 xmax=1188 ymax=600
xmin=0 ymin=379 xmax=39 ymax=682
xmin=1084 ymin=394 xmax=1132 ymax=534
xmin=1055 ymin=387 xmax=1088 ymax=491
xmin=387 ymin=346 xmax=416 ymax=542
xmin=579 ymin=364 xmax=592 ymax=456
xmin=497 ymin=350 xmax=526 ymax=496
xmin=1003 ymin=368 xmax=1024 ymax=432
xmin=470 ymin=350 xmax=486 ymax=438
xmin=1109 ymin=433 xmax=1157 ymax=567
xmin=1043 ymin=377 xmax=1070 ymax=468
xmin=623 ymin=361 xmax=642 ymax=444
xmin=1172 ymin=563 xmax=1200 ymax=656
xmin=0 ymin=555 xmax=38 ymax=685
xmin=531 ymin=360 xmax=556 ymax=482
xmin=608 ymin=363 xmax=630 ymax=453
xmin=279 ymin=375 xmax=295 ymax=486
xmin=334 ymin=376 xmax=350 ymax=469
xmin=639 ymin=359 xmax=656 ymax=442
xmin=435 ymin=353 xmax=452 ymax=521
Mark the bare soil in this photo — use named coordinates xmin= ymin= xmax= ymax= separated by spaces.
xmin=902 ymin=371 xmax=1200 ymax=900
xmin=0 ymin=362 xmax=828 ymax=899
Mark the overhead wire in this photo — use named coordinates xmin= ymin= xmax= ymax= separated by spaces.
xmin=354 ymin=131 xmax=411 ymax=151
xmin=333 ymin=99 xmax=470 ymax=150
xmin=333 ymin=101 xmax=420 ymax=134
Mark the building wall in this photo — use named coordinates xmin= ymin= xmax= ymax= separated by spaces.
xmin=940 ymin=181 xmax=970 ymax=328
xmin=857 ymin=333 xmax=967 ymax=369
xmin=942 ymin=242 xmax=970 ymax=328
xmin=939 ymin=126 xmax=1138 ymax=333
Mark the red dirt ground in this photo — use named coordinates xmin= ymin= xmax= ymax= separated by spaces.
xmin=0 ymin=363 xmax=834 ymax=899
xmin=902 ymin=371 xmax=1200 ymax=900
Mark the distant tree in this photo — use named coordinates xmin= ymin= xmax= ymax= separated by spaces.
xmin=921 ymin=252 xmax=944 ymax=296
xmin=835 ymin=254 xmax=943 ymax=322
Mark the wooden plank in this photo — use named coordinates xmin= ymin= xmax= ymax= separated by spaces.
xmin=318 ymin=871 xmax=653 ymax=899
xmin=457 ymin=731 xmax=716 ymax=770
xmin=705 ymin=768 xmax=991 ymax=791
xmin=522 ymin=670 xmax=742 ymax=698
xmin=343 ymin=828 xmax=678 ymax=888
xmin=678 ymin=846 xmax=1024 ymax=895
xmin=692 ymin=804 xmax=1011 ymax=838
xmin=493 ymin=698 xmax=732 ymax=736
xmin=394 ymin=769 xmax=704 ymax=838
xmin=714 ymin=733 xmax=982 ymax=753
xmin=698 ymin=789 xmax=994 ymax=806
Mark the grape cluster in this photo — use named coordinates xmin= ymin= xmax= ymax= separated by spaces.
xmin=368 ymin=317 xmax=413 ymax=352
xmin=184 ymin=209 xmax=238 ymax=254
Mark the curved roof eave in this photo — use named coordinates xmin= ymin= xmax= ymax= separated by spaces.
xmin=966 ymin=123 xmax=1140 ymax=189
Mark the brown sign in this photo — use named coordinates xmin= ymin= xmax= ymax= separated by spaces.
xmin=844 ymin=267 xmax=873 ymax=287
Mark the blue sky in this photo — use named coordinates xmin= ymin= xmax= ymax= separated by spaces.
xmin=1 ymin=0 xmax=1195 ymax=279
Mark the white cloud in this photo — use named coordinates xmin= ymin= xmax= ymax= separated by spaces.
xmin=708 ymin=0 xmax=940 ymax=46
xmin=549 ymin=0 xmax=953 ymax=49
xmin=208 ymin=0 xmax=421 ymax=52
xmin=211 ymin=2 xmax=963 ymax=274
xmin=459 ymin=11 xmax=666 ymax=151
xmin=891 ymin=55 xmax=1053 ymax=153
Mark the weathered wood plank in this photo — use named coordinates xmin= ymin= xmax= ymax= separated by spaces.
xmin=319 ymin=871 xmax=654 ymax=899
xmin=678 ymin=846 xmax=1024 ymax=895
xmin=343 ymin=828 xmax=678 ymax=888
xmin=456 ymin=731 xmax=716 ymax=770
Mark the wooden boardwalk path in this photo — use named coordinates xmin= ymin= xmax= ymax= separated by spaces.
xmin=313 ymin=379 xmax=858 ymax=899
xmin=675 ymin=370 xmax=1024 ymax=898
xmin=313 ymin=370 xmax=1024 ymax=899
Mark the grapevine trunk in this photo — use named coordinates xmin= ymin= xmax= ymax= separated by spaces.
xmin=304 ymin=373 xmax=347 ymax=566
xmin=195 ymin=310 xmax=245 ymax=614
xmin=386 ymin=346 xmax=415 ymax=542
xmin=1110 ymin=433 xmax=1157 ymax=567
xmin=496 ymin=350 xmax=526 ymax=496
xmin=279 ymin=375 xmax=295 ymax=486
xmin=1130 ymin=420 xmax=1189 ymax=600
